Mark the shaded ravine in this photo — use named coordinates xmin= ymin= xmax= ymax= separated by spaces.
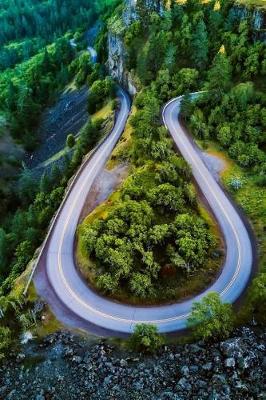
xmin=33 ymin=93 xmax=254 ymax=335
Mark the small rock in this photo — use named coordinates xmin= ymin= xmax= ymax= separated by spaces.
xmin=224 ymin=358 xmax=235 ymax=368
xmin=180 ymin=366 xmax=190 ymax=377
xmin=120 ymin=359 xmax=128 ymax=367
xmin=177 ymin=377 xmax=192 ymax=391
xmin=202 ymin=362 xmax=213 ymax=371
xmin=16 ymin=353 xmax=26 ymax=362
xmin=220 ymin=338 xmax=243 ymax=358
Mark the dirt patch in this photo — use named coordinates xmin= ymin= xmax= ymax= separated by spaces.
xmin=79 ymin=163 xmax=129 ymax=223
xmin=201 ymin=152 xmax=226 ymax=181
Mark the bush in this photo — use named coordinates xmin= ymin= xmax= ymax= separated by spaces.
xmin=0 ymin=326 xmax=12 ymax=359
xmin=66 ymin=134 xmax=76 ymax=148
xmin=254 ymin=174 xmax=266 ymax=187
xmin=129 ymin=323 xmax=164 ymax=353
xmin=248 ymin=272 xmax=266 ymax=325
xmin=187 ymin=292 xmax=234 ymax=341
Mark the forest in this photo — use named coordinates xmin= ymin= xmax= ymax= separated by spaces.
xmin=0 ymin=0 xmax=117 ymax=296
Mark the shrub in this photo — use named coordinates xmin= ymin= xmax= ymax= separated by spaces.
xmin=129 ymin=323 xmax=164 ymax=353
xmin=248 ymin=273 xmax=266 ymax=325
xmin=187 ymin=292 xmax=234 ymax=341
xmin=66 ymin=134 xmax=76 ymax=148
xmin=0 ymin=326 xmax=12 ymax=359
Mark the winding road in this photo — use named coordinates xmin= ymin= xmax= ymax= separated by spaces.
xmin=34 ymin=91 xmax=254 ymax=335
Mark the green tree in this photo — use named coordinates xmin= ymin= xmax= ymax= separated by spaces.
xmin=188 ymin=292 xmax=234 ymax=340
xmin=129 ymin=323 xmax=164 ymax=353
xmin=0 ymin=326 xmax=12 ymax=359
xmin=96 ymin=273 xmax=118 ymax=294
xmin=191 ymin=20 xmax=208 ymax=69
xmin=0 ymin=228 xmax=8 ymax=274
xmin=66 ymin=133 xmax=76 ymax=148
xmin=206 ymin=52 xmax=232 ymax=100
xmin=248 ymin=273 xmax=266 ymax=325
xmin=130 ymin=273 xmax=152 ymax=298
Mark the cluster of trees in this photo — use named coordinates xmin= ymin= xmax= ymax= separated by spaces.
xmin=88 ymin=77 xmax=116 ymax=113
xmin=0 ymin=38 xmax=45 ymax=72
xmin=1 ymin=38 xmax=75 ymax=150
xmin=124 ymin=0 xmax=224 ymax=85
xmin=122 ymin=0 xmax=266 ymax=181
xmin=80 ymin=90 xmax=215 ymax=301
xmin=186 ymin=73 xmax=266 ymax=181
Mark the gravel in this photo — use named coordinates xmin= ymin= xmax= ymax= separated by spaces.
xmin=0 ymin=326 xmax=265 ymax=399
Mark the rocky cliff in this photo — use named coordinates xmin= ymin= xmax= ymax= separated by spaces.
xmin=230 ymin=4 xmax=266 ymax=41
xmin=107 ymin=0 xmax=164 ymax=95
xmin=123 ymin=0 xmax=163 ymax=25
xmin=107 ymin=31 xmax=137 ymax=96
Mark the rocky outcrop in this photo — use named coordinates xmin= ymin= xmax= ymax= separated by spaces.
xmin=108 ymin=0 xmax=165 ymax=95
xmin=123 ymin=0 xmax=164 ymax=25
xmin=0 ymin=327 xmax=265 ymax=399
xmin=107 ymin=32 xmax=137 ymax=96
xmin=108 ymin=33 xmax=125 ymax=84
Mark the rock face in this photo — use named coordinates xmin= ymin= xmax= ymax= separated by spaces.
xmin=0 ymin=327 xmax=265 ymax=399
xmin=108 ymin=32 xmax=137 ymax=96
xmin=123 ymin=0 xmax=163 ymax=25
xmin=108 ymin=0 xmax=163 ymax=95
xmin=108 ymin=33 xmax=125 ymax=84
xmin=229 ymin=5 xmax=266 ymax=42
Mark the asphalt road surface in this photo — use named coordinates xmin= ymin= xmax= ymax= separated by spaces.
xmin=41 ymin=94 xmax=253 ymax=334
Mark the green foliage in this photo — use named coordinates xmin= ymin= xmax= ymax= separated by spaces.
xmin=71 ymin=53 xmax=94 ymax=87
xmin=66 ymin=134 xmax=76 ymax=149
xmin=0 ymin=114 xmax=105 ymax=293
xmin=248 ymin=272 xmax=266 ymax=325
xmin=188 ymin=292 xmax=235 ymax=341
xmin=191 ymin=19 xmax=209 ymax=70
xmin=0 ymin=37 xmax=75 ymax=147
xmin=0 ymin=326 xmax=12 ymax=359
xmin=88 ymin=78 xmax=115 ymax=114
xmin=129 ymin=323 xmax=164 ymax=353
xmin=190 ymin=83 xmax=266 ymax=174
